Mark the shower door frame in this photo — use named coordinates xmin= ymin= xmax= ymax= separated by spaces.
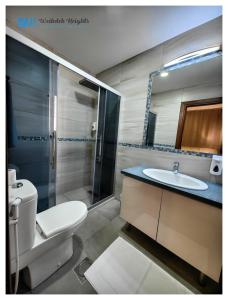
xmin=91 ymin=87 xmax=101 ymax=206
xmin=91 ymin=87 xmax=121 ymax=208
xmin=48 ymin=60 xmax=59 ymax=208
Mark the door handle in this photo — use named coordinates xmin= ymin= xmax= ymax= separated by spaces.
xmin=51 ymin=95 xmax=57 ymax=169
xmin=96 ymin=135 xmax=102 ymax=163
xmin=51 ymin=131 xmax=56 ymax=169
xmin=99 ymin=135 xmax=102 ymax=158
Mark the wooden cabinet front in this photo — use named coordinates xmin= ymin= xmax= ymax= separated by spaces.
xmin=120 ymin=176 xmax=162 ymax=240
xmin=157 ymin=190 xmax=222 ymax=282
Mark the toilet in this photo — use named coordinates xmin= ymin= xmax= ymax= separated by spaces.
xmin=9 ymin=178 xmax=88 ymax=289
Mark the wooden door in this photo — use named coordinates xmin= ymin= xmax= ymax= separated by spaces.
xmin=175 ymin=98 xmax=222 ymax=154
xmin=181 ymin=104 xmax=222 ymax=153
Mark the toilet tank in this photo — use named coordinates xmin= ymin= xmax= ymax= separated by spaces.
xmin=9 ymin=179 xmax=38 ymax=262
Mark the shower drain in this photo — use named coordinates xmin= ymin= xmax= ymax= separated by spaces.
xmin=73 ymin=257 xmax=93 ymax=284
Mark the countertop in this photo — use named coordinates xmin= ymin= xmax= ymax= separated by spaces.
xmin=121 ymin=166 xmax=222 ymax=208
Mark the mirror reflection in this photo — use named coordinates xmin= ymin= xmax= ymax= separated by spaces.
xmin=146 ymin=54 xmax=222 ymax=154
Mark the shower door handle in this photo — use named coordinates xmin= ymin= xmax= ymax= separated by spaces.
xmin=97 ymin=135 xmax=102 ymax=163
xmin=51 ymin=131 xmax=57 ymax=169
xmin=50 ymin=95 xmax=57 ymax=169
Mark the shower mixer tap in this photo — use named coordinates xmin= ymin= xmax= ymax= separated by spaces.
xmin=91 ymin=122 xmax=97 ymax=132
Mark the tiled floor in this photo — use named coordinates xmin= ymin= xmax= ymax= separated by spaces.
xmin=56 ymin=185 xmax=93 ymax=208
xmin=18 ymin=198 xmax=221 ymax=294
xmin=18 ymin=198 xmax=124 ymax=294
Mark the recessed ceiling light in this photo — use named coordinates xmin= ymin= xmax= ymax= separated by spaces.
xmin=164 ymin=46 xmax=221 ymax=68
xmin=160 ymin=71 xmax=169 ymax=77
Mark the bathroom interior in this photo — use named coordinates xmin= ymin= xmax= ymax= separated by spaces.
xmin=6 ymin=6 xmax=223 ymax=295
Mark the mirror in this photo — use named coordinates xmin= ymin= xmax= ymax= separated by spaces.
xmin=145 ymin=53 xmax=222 ymax=155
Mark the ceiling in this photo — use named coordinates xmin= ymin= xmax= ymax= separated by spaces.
xmin=152 ymin=55 xmax=222 ymax=94
xmin=6 ymin=6 xmax=222 ymax=75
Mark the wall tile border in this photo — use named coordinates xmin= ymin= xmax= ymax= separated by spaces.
xmin=118 ymin=142 xmax=213 ymax=158
xmin=17 ymin=136 xmax=213 ymax=157
xmin=17 ymin=135 xmax=50 ymax=142
xmin=58 ymin=137 xmax=95 ymax=142
xmin=17 ymin=136 xmax=96 ymax=143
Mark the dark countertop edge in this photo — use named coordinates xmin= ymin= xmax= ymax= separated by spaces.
xmin=121 ymin=169 xmax=222 ymax=209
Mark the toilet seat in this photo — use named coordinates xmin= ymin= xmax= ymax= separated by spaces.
xmin=36 ymin=201 xmax=87 ymax=238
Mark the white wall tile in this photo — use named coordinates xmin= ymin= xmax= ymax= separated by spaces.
xmin=57 ymin=65 xmax=97 ymax=195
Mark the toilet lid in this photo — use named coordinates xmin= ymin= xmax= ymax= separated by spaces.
xmin=36 ymin=201 xmax=87 ymax=238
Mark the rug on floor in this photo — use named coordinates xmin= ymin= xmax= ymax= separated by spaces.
xmin=85 ymin=237 xmax=193 ymax=294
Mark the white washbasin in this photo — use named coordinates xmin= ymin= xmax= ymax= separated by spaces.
xmin=143 ymin=168 xmax=208 ymax=190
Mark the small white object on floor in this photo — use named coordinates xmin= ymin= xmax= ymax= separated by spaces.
xmin=85 ymin=237 xmax=193 ymax=294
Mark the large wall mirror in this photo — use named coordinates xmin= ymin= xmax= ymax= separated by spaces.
xmin=145 ymin=49 xmax=222 ymax=155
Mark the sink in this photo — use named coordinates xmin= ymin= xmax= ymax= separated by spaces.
xmin=143 ymin=168 xmax=208 ymax=190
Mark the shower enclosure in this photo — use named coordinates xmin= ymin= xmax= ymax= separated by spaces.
xmin=6 ymin=35 xmax=120 ymax=212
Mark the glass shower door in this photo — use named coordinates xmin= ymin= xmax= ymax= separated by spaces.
xmin=6 ymin=36 xmax=57 ymax=212
xmin=92 ymin=87 xmax=120 ymax=204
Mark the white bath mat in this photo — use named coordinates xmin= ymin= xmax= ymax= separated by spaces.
xmin=85 ymin=237 xmax=193 ymax=294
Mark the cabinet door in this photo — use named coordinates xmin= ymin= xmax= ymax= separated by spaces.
xmin=157 ymin=190 xmax=222 ymax=282
xmin=120 ymin=177 xmax=162 ymax=239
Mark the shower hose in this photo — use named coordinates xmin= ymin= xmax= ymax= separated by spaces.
xmin=9 ymin=197 xmax=21 ymax=294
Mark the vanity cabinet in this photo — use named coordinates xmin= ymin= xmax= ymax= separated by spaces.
xmin=120 ymin=177 xmax=162 ymax=239
xmin=157 ymin=190 xmax=222 ymax=282
xmin=120 ymin=176 xmax=222 ymax=282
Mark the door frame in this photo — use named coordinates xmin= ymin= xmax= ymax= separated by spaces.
xmin=48 ymin=60 xmax=58 ymax=208
xmin=91 ymin=86 xmax=102 ymax=205
xmin=91 ymin=88 xmax=120 ymax=207
xmin=175 ymin=97 xmax=222 ymax=149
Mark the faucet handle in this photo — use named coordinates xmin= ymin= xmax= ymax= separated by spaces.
xmin=173 ymin=161 xmax=180 ymax=173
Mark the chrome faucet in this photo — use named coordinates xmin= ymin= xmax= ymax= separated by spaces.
xmin=173 ymin=162 xmax=179 ymax=174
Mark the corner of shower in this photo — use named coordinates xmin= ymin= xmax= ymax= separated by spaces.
xmin=55 ymin=66 xmax=120 ymax=210
xmin=6 ymin=35 xmax=121 ymax=213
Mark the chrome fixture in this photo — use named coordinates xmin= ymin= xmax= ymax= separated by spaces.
xmin=163 ymin=46 xmax=221 ymax=68
xmin=173 ymin=162 xmax=179 ymax=174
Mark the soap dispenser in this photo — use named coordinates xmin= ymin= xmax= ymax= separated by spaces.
xmin=210 ymin=155 xmax=222 ymax=176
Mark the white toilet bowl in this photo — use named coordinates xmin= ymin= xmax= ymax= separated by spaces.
xmin=9 ymin=179 xmax=88 ymax=289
